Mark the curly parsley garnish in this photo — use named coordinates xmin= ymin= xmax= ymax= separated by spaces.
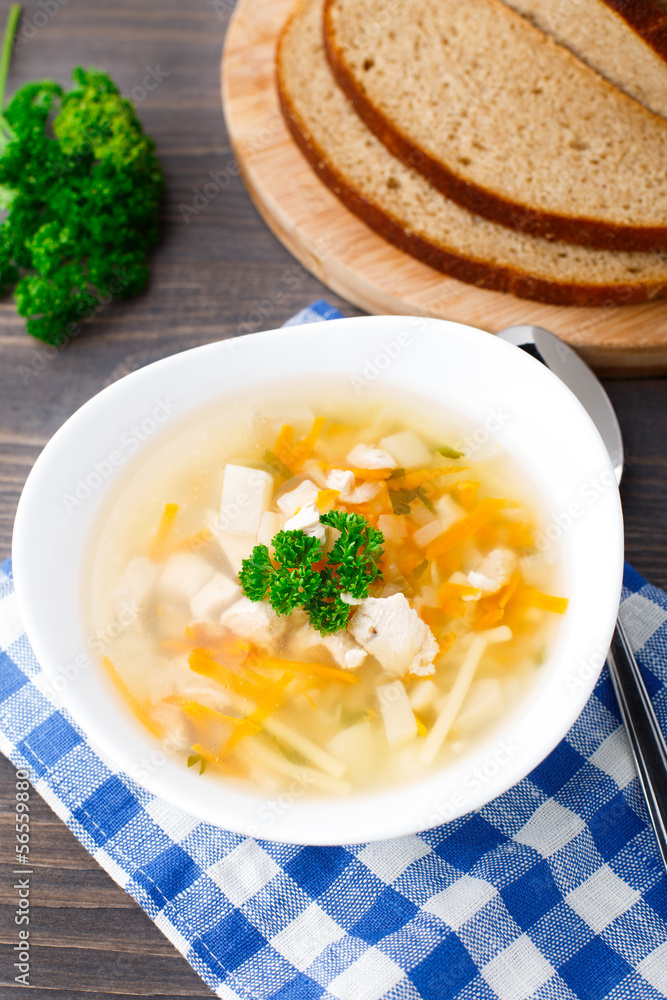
xmin=239 ymin=511 xmax=384 ymax=636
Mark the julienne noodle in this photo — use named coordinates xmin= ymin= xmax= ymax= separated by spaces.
xmin=85 ymin=381 xmax=568 ymax=798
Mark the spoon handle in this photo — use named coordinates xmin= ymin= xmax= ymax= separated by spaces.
xmin=607 ymin=618 xmax=667 ymax=871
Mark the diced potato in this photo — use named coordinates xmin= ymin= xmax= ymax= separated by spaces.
xmin=378 ymin=514 xmax=407 ymax=540
xmin=190 ymin=572 xmax=240 ymax=622
xmin=214 ymin=532 xmax=256 ymax=575
xmin=377 ymin=680 xmax=418 ymax=747
xmin=257 ymin=510 xmax=282 ymax=548
xmin=413 ymin=518 xmax=445 ymax=549
xmin=276 ymin=479 xmax=320 ymax=516
xmin=158 ymin=553 xmax=216 ymax=606
xmin=327 ymin=721 xmax=379 ymax=780
xmin=113 ymin=556 xmax=158 ymax=618
xmin=379 ymin=430 xmax=431 ymax=469
xmin=435 ymin=494 xmax=465 ymax=529
xmin=408 ymin=678 xmax=441 ymax=712
xmin=218 ymin=464 xmax=273 ymax=535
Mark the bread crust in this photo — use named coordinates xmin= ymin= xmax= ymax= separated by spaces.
xmin=323 ymin=0 xmax=667 ymax=254
xmin=601 ymin=0 xmax=667 ymax=61
xmin=276 ymin=21 xmax=667 ymax=307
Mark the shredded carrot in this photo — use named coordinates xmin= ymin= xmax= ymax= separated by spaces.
xmin=472 ymin=572 xmax=521 ymax=631
xmin=170 ymin=527 xmax=212 ymax=553
xmin=256 ymin=656 xmax=360 ymax=685
xmin=414 ymin=714 xmax=427 ymax=738
xmin=345 ymin=466 xmax=394 ymax=481
xmin=274 ymin=423 xmax=296 ymax=468
xmin=438 ymin=581 xmax=479 ymax=600
xmin=452 ymin=481 xmax=479 ymax=511
xmin=189 ymin=648 xmax=261 ymax=701
xmin=425 ymin=497 xmax=506 ymax=559
xmin=520 ymin=586 xmax=569 ymax=614
xmin=440 ymin=598 xmax=467 ymax=618
xmin=390 ymin=465 xmax=463 ymax=490
xmin=316 ymin=488 xmax=339 ymax=511
xmin=103 ymin=657 xmax=163 ymax=737
xmin=148 ymin=502 xmax=179 ymax=561
xmin=438 ymin=631 xmax=457 ymax=656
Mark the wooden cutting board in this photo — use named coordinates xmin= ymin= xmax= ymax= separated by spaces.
xmin=221 ymin=0 xmax=667 ymax=375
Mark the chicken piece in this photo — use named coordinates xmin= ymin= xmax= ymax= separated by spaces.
xmin=467 ymin=548 xmax=517 ymax=595
xmin=220 ymin=597 xmax=286 ymax=652
xmin=325 ymin=468 xmax=355 ymax=498
xmin=284 ymin=500 xmax=326 ymax=544
xmin=112 ymin=557 xmax=158 ymax=618
xmin=325 ymin=468 xmax=381 ymax=506
xmin=190 ymin=572 xmax=240 ymax=622
xmin=217 ymin=464 xmax=273 ymax=535
xmin=157 ymin=553 xmax=216 ymax=606
xmin=345 ymin=443 xmax=397 ymax=469
xmin=379 ymin=430 xmax=431 ymax=469
xmin=290 ymin=623 xmax=367 ymax=670
xmin=276 ymin=479 xmax=320 ymax=516
xmin=348 ymin=594 xmax=438 ymax=676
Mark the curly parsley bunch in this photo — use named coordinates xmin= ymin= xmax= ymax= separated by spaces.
xmin=0 ymin=16 xmax=163 ymax=346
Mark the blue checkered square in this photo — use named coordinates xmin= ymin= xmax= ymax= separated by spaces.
xmin=0 ymin=649 xmax=27 ymax=701
xmin=134 ymin=843 xmax=201 ymax=908
xmin=17 ymin=711 xmax=82 ymax=776
xmin=589 ymin=792 xmax=645 ymax=861
xmin=500 ymin=860 xmax=561 ymax=929
xmin=559 ymin=937 xmax=633 ymax=1000
xmin=192 ymin=909 xmax=267 ymax=974
xmin=285 ymin=846 xmax=353 ymax=898
xmin=434 ymin=815 xmax=507 ymax=872
xmin=269 ymin=972 xmax=325 ymax=999
xmin=71 ymin=774 xmax=141 ymax=846
xmin=411 ymin=933 xmax=477 ymax=1000
xmin=351 ymin=887 xmax=418 ymax=944
xmin=530 ymin=740 xmax=587 ymax=797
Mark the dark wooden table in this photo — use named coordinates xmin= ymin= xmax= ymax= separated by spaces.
xmin=0 ymin=2 xmax=665 ymax=997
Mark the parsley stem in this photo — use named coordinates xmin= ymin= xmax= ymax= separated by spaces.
xmin=0 ymin=5 xmax=20 ymax=113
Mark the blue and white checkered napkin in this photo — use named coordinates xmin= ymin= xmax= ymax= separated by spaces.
xmin=2 ymin=301 xmax=667 ymax=1000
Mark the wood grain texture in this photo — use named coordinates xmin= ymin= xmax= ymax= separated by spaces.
xmin=0 ymin=1 xmax=665 ymax=999
xmin=223 ymin=0 xmax=667 ymax=375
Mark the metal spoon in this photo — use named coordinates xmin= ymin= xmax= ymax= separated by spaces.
xmin=498 ymin=324 xmax=667 ymax=872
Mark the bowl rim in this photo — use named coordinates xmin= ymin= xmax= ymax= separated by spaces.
xmin=12 ymin=314 xmax=624 ymax=844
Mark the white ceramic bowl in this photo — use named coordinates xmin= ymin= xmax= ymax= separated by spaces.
xmin=12 ymin=315 xmax=623 ymax=843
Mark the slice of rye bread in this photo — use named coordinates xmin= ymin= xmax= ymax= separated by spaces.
xmin=323 ymin=0 xmax=667 ymax=253
xmin=500 ymin=0 xmax=667 ymax=119
xmin=276 ymin=0 xmax=667 ymax=307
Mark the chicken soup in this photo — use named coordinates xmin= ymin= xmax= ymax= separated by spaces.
xmin=85 ymin=383 xmax=567 ymax=797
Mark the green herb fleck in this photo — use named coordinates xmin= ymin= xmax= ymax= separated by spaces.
xmin=413 ymin=558 xmax=429 ymax=580
xmin=264 ymin=449 xmax=293 ymax=480
xmin=187 ymin=753 xmax=206 ymax=775
xmin=438 ymin=445 xmax=463 ymax=459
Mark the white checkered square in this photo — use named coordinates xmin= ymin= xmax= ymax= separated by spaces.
xmin=590 ymin=727 xmax=636 ymax=789
xmin=207 ymin=840 xmax=280 ymax=906
xmin=154 ymin=909 xmax=191 ymax=957
xmin=422 ymin=875 xmax=496 ymax=929
xmin=515 ymin=799 xmax=584 ymax=856
xmin=620 ymin=593 xmax=667 ymax=650
xmin=145 ymin=796 xmax=200 ymax=842
xmin=481 ymin=934 xmax=554 ymax=1000
xmin=94 ymin=847 xmax=131 ymax=890
xmin=271 ymin=902 xmax=344 ymax=971
xmin=566 ymin=866 xmax=640 ymax=933
xmin=329 ymin=949 xmax=404 ymax=1000
xmin=638 ymin=941 xmax=667 ymax=995
xmin=0 ymin=592 xmax=23 ymax=649
xmin=357 ymin=835 xmax=431 ymax=883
